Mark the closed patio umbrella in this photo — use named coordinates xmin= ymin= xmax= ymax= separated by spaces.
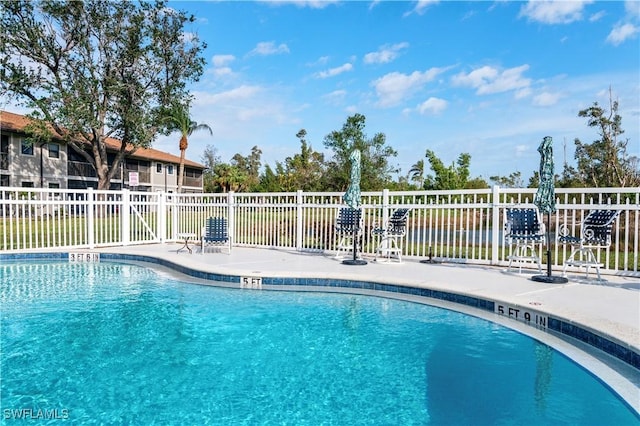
xmin=532 ymin=136 xmax=568 ymax=283
xmin=342 ymin=149 xmax=366 ymax=265
xmin=343 ymin=149 xmax=361 ymax=209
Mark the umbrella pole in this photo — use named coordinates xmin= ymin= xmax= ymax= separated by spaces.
xmin=352 ymin=225 xmax=357 ymax=261
xmin=342 ymin=208 xmax=367 ymax=266
xmin=546 ymin=212 xmax=552 ymax=277
xmin=532 ymin=211 xmax=568 ymax=283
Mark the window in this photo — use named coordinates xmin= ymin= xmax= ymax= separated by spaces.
xmin=0 ymin=175 xmax=9 ymax=186
xmin=167 ymin=165 xmax=174 ymax=175
xmin=21 ymin=140 xmax=34 ymax=156
xmin=1 ymin=135 xmax=8 ymax=170
xmin=156 ymin=163 xmax=162 ymax=173
xmin=21 ymin=181 xmax=34 ymax=187
xmin=48 ymin=143 xmax=60 ymax=159
xmin=186 ymin=168 xmax=203 ymax=178
xmin=48 ymin=182 xmax=60 ymax=189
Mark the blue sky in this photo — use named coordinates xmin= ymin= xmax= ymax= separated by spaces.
xmin=153 ymin=0 xmax=639 ymax=182
xmin=11 ymin=1 xmax=640 ymax=182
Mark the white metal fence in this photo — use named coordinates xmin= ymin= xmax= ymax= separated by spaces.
xmin=1 ymin=186 xmax=638 ymax=276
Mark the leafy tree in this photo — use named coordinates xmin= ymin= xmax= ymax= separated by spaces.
xmin=465 ymin=177 xmax=489 ymax=189
xmin=423 ymin=150 xmax=471 ymax=190
xmin=570 ymin=88 xmax=639 ymax=187
xmin=408 ymin=159 xmax=425 ymax=188
xmin=165 ymin=104 xmax=212 ymax=192
xmin=280 ymin=129 xmax=326 ymax=191
xmin=323 ymin=113 xmax=398 ymax=191
xmin=201 ymin=145 xmax=220 ymax=193
xmin=0 ymin=0 xmax=206 ymax=189
xmin=211 ymin=163 xmax=237 ymax=193
xmin=489 ymin=171 xmax=524 ymax=188
xmin=230 ymin=146 xmax=262 ymax=192
xmin=257 ymin=164 xmax=282 ymax=192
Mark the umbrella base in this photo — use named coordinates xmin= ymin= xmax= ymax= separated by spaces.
xmin=531 ymin=274 xmax=568 ymax=284
xmin=342 ymin=259 xmax=367 ymax=266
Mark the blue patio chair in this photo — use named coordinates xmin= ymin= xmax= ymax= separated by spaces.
xmin=559 ymin=209 xmax=620 ymax=280
xmin=371 ymin=208 xmax=410 ymax=263
xmin=334 ymin=207 xmax=362 ymax=259
xmin=504 ymin=207 xmax=545 ymax=273
xmin=201 ymin=216 xmax=231 ymax=254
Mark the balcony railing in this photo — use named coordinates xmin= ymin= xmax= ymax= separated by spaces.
xmin=0 ymin=186 xmax=638 ymax=276
xmin=67 ymin=161 xmax=97 ymax=178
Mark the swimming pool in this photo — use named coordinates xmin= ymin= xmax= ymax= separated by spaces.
xmin=1 ymin=261 xmax=638 ymax=424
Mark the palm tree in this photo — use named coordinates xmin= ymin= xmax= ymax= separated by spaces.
xmin=409 ymin=159 xmax=425 ymax=188
xmin=166 ymin=105 xmax=213 ymax=192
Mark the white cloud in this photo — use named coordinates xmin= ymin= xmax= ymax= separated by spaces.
xmin=626 ymin=0 xmax=640 ymax=19
xmin=192 ymin=85 xmax=263 ymax=106
xmin=515 ymin=87 xmax=532 ymax=99
xmin=372 ymin=67 xmax=447 ymax=107
xmin=314 ymin=63 xmax=353 ymax=79
xmin=417 ymin=97 xmax=448 ymax=115
xmin=307 ymin=56 xmax=330 ymax=67
xmin=452 ymin=65 xmax=531 ymax=95
xmin=260 ymin=0 xmax=339 ymax=9
xmin=589 ymin=10 xmax=606 ymax=22
xmin=363 ymin=42 xmax=409 ymax=65
xmin=250 ymin=41 xmax=290 ymax=56
xmin=212 ymin=54 xmax=235 ymax=67
xmin=606 ymin=23 xmax=639 ymax=46
xmin=519 ymin=0 xmax=592 ymax=24
xmin=212 ymin=67 xmax=234 ymax=78
xmin=322 ymin=90 xmax=347 ymax=105
xmin=515 ymin=144 xmax=529 ymax=157
xmin=532 ymin=91 xmax=562 ymax=106
xmin=404 ymin=0 xmax=439 ymax=17
xmin=345 ymin=105 xmax=358 ymax=114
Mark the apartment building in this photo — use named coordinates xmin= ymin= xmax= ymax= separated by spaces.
xmin=0 ymin=111 xmax=205 ymax=193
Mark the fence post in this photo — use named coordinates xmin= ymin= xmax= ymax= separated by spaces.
xmin=157 ymin=191 xmax=166 ymax=243
xmin=87 ymin=188 xmax=95 ymax=249
xmin=382 ymin=188 xmax=390 ymax=222
xmin=296 ymin=190 xmax=303 ymax=251
xmin=171 ymin=193 xmax=179 ymax=241
xmin=228 ymin=191 xmax=235 ymax=246
xmin=121 ymin=189 xmax=130 ymax=246
xmin=491 ymin=185 xmax=501 ymax=265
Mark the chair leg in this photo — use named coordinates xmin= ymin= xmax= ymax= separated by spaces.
xmin=564 ymin=247 xmax=604 ymax=280
xmin=387 ymin=238 xmax=400 ymax=262
xmin=586 ymin=249 xmax=602 ymax=280
xmin=508 ymin=241 xmax=541 ymax=273
xmin=375 ymin=235 xmax=402 ymax=263
xmin=336 ymin=235 xmax=353 ymax=259
xmin=563 ymin=247 xmax=578 ymax=276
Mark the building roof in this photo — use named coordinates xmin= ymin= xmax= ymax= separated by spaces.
xmin=0 ymin=110 xmax=205 ymax=169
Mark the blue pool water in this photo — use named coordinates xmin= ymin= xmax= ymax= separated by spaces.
xmin=1 ymin=262 xmax=637 ymax=425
